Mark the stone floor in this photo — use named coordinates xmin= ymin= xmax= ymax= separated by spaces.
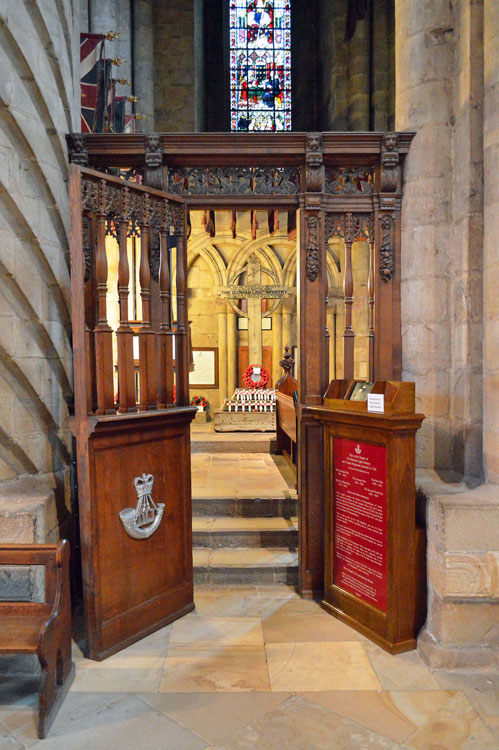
xmin=1 ymin=586 xmax=498 ymax=749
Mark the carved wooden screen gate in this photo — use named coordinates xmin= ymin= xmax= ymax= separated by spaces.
xmin=69 ymin=131 xmax=413 ymax=601
xmin=69 ymin=165 xmax=196 ymax=659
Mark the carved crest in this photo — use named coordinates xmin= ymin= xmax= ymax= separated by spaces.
xmin=119 ymin=473 xmax=165 ymax=540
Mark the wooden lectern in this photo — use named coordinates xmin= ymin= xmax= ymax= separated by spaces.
xmin=309 ymin=381 xmax=426 ymax=654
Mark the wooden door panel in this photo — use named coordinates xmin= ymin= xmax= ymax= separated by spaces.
xmin=69 ymin=165 xmax=195 ymax=660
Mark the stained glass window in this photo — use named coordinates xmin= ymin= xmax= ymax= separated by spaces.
xmin=230 ymin=1 xmax=291 ymax=132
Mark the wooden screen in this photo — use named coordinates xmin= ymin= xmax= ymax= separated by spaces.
xmin=69 ymin=165 xmax=196 ymax=660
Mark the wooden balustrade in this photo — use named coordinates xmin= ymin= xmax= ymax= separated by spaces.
xmin=79 ymin=168 xmax=186 ymax=416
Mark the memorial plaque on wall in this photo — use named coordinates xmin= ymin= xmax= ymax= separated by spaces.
xmin=333 ymin=438 xmax=387 ymax=612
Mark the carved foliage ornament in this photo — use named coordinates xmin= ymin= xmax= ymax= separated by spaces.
xmin=325 ymin=167 xmax=374 ymax=195
xmin=119 ymin=473 xmax=165 ymax=540
xmin=305 ymin=214 xmax=320 ymax=282
xmin=168 ymin=167 xmax=300 ymax=196
xmin=379 ymin=214 xmax=394 ymax=282
xmin=279 ymin=345 xmax=295 ymax=373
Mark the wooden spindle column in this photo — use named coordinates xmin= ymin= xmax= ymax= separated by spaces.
xmin=94 ymin=181 xmax=115 ymax=414
xmin=116 ymin=190 xmax=137 ymax=413
xmin=342 ymin=213 xmax=355 ymax=380
xmin=158 ymin=199 xmax=175 ymax=408
xmin=138 ymin=195 xmax=158 ymax=410
xmin=367 ymin=216 xmax=375 ymax=382
xmin=175 ymin=231 xmax=189 ymax=406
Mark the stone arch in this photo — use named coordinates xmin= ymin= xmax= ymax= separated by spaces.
xmin=227 ymin=239 xmax=284 ymax=284
xmin=187 ymin=239 xmax=228 ymax=286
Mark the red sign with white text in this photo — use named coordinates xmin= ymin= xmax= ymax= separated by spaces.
xmin=332 ymin=438 xmax=387 ymax=612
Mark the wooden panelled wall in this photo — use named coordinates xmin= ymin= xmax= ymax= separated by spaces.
xmin=68 ymin=131 xmax=414 ymax=598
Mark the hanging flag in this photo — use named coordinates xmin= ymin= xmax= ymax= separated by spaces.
xmin=186 ymin=211 xmax=192 ymax=239
xmin=274 ymin=210 xmax=280 ymax=232
xmin=287 ymin=210 xmax=296 ymax=240
xmin=230 ymin=210 xmax=237 ymax=239
xmin=80 ymin=33 xmax=104 ymax=133
xmin=114 ymin=96 xmax=126 ymax=133
xmin=95 ymin=58 xmax=113 ymax=133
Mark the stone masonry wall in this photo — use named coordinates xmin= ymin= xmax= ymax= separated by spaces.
xmin=0 ymin=0 xmax=80 ymax=551
xmin=153 ymin=0 xmax=195 ymax=131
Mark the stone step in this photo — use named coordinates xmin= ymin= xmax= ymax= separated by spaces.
xmin=193 ymin=516 xmax=298 ymax=548
xmin=193 ymin=547 xmax=298 ymax=586
xmin=192 ymin=494 xmax=297 ymax=518
xmin=191 ymin=426 xmax=276 ymax=454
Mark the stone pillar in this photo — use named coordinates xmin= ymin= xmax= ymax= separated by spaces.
xmin=348 ymin=18 xmax=370 ymax=130
xmin=227 ymin=308 xmax=237 ymax=396
xmin=272 ymin=309 xmax=282 ymax=387
xmin=282 ymin=307 xmax=292 ymax=352
xmin=217 ymin=307 xmax=228 ymax=403
xmin=483 ymin=0 xmax=499 ymax=483
xmin=194 ymin=0 xmax=205 ymax=131
xmin=89 ymin=0 xmax=132 ymax=108
xmin=132 ymin=0 xmax=155 ymax=130
xmin=396 ymin=0 xmax=454 ymax=471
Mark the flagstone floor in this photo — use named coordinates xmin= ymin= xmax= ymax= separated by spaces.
xmin=1 ymin=585 xmax=498 ymax=749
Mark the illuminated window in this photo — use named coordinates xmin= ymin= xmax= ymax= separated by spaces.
xmin=230 ymin=1 xmax=291 ymax=131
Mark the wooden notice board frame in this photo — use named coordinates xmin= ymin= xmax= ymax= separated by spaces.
xmin=309 ymin=381 xmax=426 ymax=654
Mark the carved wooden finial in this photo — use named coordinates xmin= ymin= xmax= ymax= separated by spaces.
xmin=279 ymin=345 xmax=295 ymax=373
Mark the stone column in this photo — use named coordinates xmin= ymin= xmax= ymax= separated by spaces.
xmin=282 ymin=306 xmax=293 ymax=352
xmin=132 ymin=0 xmax=155 ymax=130
xmin=194 ymin=0 xmax=205 ymax=131
xmin=217 ymin=306 xmax=228 ymax=403
xmin=272 ymin=309 xmax=282 ymax=387
xmin=348 ymin=18 xmax=370 ymax=130
xmin=396 ymin=0 xmax=454 ymax=471
xmin=484 ymin=0 xmax=499 ymax=483
xmin=227 ymin=307 xmax=237 ymax=396
xmin=89 ymin=0 xmax=132 ymax=108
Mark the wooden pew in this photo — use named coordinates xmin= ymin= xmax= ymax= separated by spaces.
xmin=275 ymin=346 xmax=299 ymax=472
xmin=0 ymin=540 xmax=75 ymax=739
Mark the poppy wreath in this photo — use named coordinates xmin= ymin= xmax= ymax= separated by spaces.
xmin=242 ymin=364 xmax=269 ymax=389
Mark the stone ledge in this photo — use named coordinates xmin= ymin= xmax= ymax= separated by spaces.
xmin=418 ymin=628 xmax=499 ymax=670
xmin=415 ymin=474 xmax=499 ymax=669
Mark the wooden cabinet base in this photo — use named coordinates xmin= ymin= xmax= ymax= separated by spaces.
xmin=321 ymin=601 xmax=416 ymax=655
xmin=310 ymin=381 xmax=426 ymax=654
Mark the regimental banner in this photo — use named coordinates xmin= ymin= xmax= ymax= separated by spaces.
xmin=332 ymin=438 xmax=387 ymax=612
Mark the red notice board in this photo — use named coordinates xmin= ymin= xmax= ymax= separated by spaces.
xmin=332 ymin=438 xmax=387 ymax=612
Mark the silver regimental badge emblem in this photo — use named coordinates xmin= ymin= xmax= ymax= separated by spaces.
xmin=119 ymin=473 xmax=165 ymax=540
